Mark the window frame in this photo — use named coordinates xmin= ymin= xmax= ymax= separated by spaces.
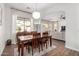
xmin=16 ymin=17 xmax=31 ymax=32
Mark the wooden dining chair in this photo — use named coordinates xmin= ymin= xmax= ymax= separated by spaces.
xmin=31 ymin=37 xmax=40 ymax=55
xmin=43 ymin=31 xmax=49 ymax=48
xmin=39 ymin=31 xmax=49 ymax=51
xmin=43 ymin=31 xmax=48 ymax=36
xmin=30 ymin=33 xmax=41 ymax=55
xmin=16 ymin=32 xmax=31 ymax=56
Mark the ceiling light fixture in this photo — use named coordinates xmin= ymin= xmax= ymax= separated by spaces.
xmin=32 ymin=4 xmax=40 ymax=19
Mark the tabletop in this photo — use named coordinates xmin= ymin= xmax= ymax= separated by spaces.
xmin=19 ymin=35 xmax=33 ymax=41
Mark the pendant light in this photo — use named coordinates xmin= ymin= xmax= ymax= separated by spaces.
xmin=32 ymin=4 xmax=40 ymax=19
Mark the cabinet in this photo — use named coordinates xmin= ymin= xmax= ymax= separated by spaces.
xmin=52 ymin=31 xmax=65 ymax=41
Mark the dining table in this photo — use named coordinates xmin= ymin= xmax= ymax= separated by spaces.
xmin=18 ymin=35 xmax=52 ymax=56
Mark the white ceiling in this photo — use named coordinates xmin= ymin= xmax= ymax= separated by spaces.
xmin=6 ymin=3 xmax=52 ymax=13
xmin=5 ymin=3 xmax=65 ymax=21
xmin=43 ymin=11 xmax=65 ymax=21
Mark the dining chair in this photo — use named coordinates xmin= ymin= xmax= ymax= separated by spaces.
xmin=30 ymin=32 xmax=41 ymax=55
xmin=31 ymin=37 xmax=40 ymax=55
xmin=16 ymin=32 xmax=31 ymax=56
xmin=39 ymin=31 xmax=49 ymax=51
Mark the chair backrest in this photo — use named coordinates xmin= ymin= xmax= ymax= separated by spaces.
xmin=42 ymin=31 xmax=48 ymax=36
xmin=33 ymin=32 xmax=41 ymax=38
xmin=31 ymin=31 xmax=37 ymax=34
xmin=31 ymin=32 xmax=41 ymax=48
xmin=32 ymin=36 xmax=41 ymax=48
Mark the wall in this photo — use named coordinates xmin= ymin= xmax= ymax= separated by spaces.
xmin=0 ymin=3 xmax=13 ymax=55
xmin=77 ymin=5 xmax=79 ymax=50
xmin=4 ymin=4 xmax=12 ymax=43
xmin=0 ymin=4 xmax=6 ymax=55
xmin=65 ymin=4 xmax=78 ymax=51
xmin=42 ymin=4 xmax=78 ymax=51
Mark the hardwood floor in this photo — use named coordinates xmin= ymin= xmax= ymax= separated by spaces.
xmin=44 ymin=39 xmax=79 ymax=56
xmin=1 ymin=44 xmax=14 ymax=56
xmin=1 ymin=39 xmax=79 ymax=56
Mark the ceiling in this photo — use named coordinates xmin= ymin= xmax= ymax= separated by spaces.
xmin=5 ymin=3 xmax=65 ymax=21
xmin=6 ymin=3 xmax=52 ymax=13
xmin=43 ymin=11 xmax=65 ymax=21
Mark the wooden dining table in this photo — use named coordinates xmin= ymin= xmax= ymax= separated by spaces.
xmin=19 ymin=35 xmax=52 ymax=56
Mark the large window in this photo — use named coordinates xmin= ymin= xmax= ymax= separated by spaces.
xmin=42 ymin=22 xmax=49 ymax=32
xmin=16 ymin=18 xmax=31 ymax=32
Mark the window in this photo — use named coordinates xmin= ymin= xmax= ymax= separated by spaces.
xmin=42 ymin=23 xmax=49 ymax=31
xmin=16 ymin=18 xmax=31 ymax=32
xmin=25 ymin=21 xmax=31 ymax=32
xmin=43 ymin=23 xmax=48 ymax=29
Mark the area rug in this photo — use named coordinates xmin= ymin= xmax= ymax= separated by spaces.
xmin=14 ymin=44 xmax=56 ymax=56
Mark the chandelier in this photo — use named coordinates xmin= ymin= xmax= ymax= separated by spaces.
xmin=32 ymin=4 xmax=40 ymax=19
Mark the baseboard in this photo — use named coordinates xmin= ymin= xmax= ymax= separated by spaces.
xmin=52 ymin=38 xmax=65 ymax=42
xmin=65 ymin=45 xmax=79 ymax=52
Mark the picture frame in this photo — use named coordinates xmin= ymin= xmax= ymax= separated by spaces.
xmin=0 ymin=7 xmax=2 ymax=25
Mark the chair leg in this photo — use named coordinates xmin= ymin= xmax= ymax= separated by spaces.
xmin=28 ymin=45 xmax=30 ymax=53
xmin=18 ymin=46 xmax=20 ymax=56
xmin=39 ymin=45 xmax=40 ymax=52
xmin=41 ymin=44 xmax=43 ymax=51
xmin=32 ymin=46 xmax=33 ymax=56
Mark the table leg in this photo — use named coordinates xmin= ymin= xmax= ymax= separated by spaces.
xmin=21 ymin=42 xmax=24 ymax=56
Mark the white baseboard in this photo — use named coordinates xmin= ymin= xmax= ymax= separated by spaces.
xmin=65 ymin=45 xmax=79 ymax=52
